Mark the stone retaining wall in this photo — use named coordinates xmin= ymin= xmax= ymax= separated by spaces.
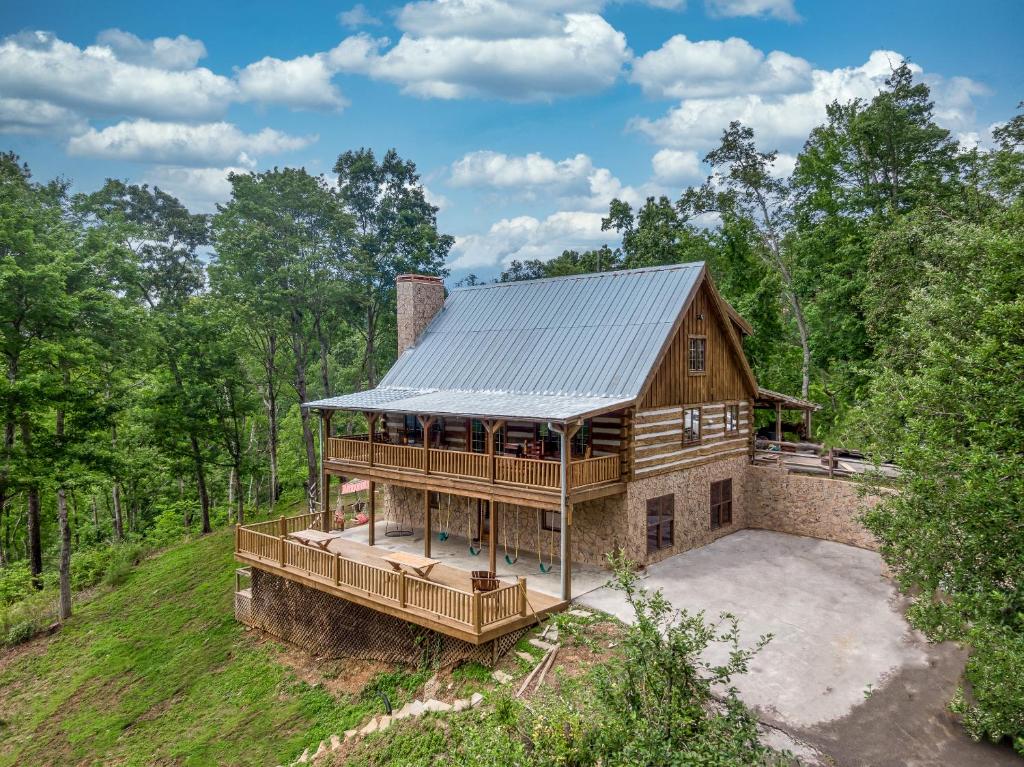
xmin=744 ymin=464 xmax=882 ymax=550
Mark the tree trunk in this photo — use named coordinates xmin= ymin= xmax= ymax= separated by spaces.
xmin=112 ymin=483 xmax=124 ymax=541
xmin=290 ymin=308 xmax=319 ymax=495
xmin=315 ymin=313 xmax=332 ymax=404
xmin=91 ymin=494 xmax=99 ymax=527
xmin=233 ymin=463 xmax=244 ymax=526
xmin=190 ymin=434 xmax=212 ymax=534
xmin=365 ymin=306 xmax=377 ymax=388
xmin=262 ymin=332 xmax=281 ymax=506
xmin=57 ymin=487 xmax=72 ymax=620
xmin=21 ymin=419 xmax=42 ymax=589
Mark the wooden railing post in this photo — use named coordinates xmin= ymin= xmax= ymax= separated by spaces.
xmin=278 ymin=515 xmax=286 ymax=537
xmin=278 ymin=536 xmax=285 ymax=567
xmin=399 ymin=570 xmax=407 ymax=608
xmin=234 ymin=524 xmax=240 ymax=553
xmin=472 ymin=591 xmax=482 ymax=633
xmin=334 ymin=552 xmax=341 ymax=586
xmin=518 ymin=576 xmax=527 ymax=617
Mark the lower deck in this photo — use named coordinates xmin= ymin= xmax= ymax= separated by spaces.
xmin=235 ymin=512 xmax=567 ymax=644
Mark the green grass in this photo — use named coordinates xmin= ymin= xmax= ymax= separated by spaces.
xmin=0 ymin=527 xmax=385 ymax=767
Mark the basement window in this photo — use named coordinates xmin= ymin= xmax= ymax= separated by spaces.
xmin=540 ymin=510 xmax=561 ymax=533
xmin=683 ymin=407 xmax=701 ymax=445
xmin=725 ymin=404 xmax=740 ymax=434
xmin=647 ymin=494 xmax=675 ymax=553
xmin=710 ymin=478 xmax=733 ymax=529
xmin=688 ymin=336 xmax=706 ymax=374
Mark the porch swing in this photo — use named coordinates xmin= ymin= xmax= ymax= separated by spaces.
xmin=383 ymin=492 xmax=413 ymax=538
xmin=503 ymin=504 xmax=521 ymax=565
xmin=537 ymin=512 xmax=558 ymax=574
xmin=467 ymin=506 xmax=481 ymax=556
xmin=437 ymin=493 xmax=453 ymax=542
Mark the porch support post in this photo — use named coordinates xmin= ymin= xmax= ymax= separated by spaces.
xmin=366 ymin=412 xmax=377 ymax=466
xmin=418 ymin=415 xmax=435 ymax=475
xmin=488 ymin=499 xmax=498 ymax=574
xmin=367 ymin=480 xmax=376 ymax=546
xmin=775 ymin=402 xmax=782 ymax=442
xmin=559 ymin=428 xmax=570 ymax=602
xmin=423 ymin=489 xmax=431 ymax=558
xmin=805 ymin=409 xmax=813 ymax=440
xmin=321 ymin=411 xmax=333 ymax=530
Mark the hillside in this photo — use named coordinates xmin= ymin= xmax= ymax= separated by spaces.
xmin=0 ymin=527 xmax=423 ymax=767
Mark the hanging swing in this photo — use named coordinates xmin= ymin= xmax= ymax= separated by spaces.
xmin=537 ymin=511 xmax=556 ymax=573
xmin=384 ymin=492 xmax=413 ymax=537
xmin=503 ymin=504 xmax=520 ymax=565
xmin=468 ymin=501 xmax=481 ymax=555
xmin=437 ymin=493 xmax=452 ymax=542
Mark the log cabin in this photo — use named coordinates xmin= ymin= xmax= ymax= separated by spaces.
xmin=234 ymin=264 xmax=818 ymax=659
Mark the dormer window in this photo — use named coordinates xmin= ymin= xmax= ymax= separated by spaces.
xmin=688 ymin=336 xmax=706 ymax=374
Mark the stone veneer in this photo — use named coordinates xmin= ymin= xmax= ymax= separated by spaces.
xmin=396 ymin=274 xmax=445 ymax=355
xmin=745 ymin=464 xmax=881 ymax=551
xmin=380 ymin=457 xmax=882 ymax=571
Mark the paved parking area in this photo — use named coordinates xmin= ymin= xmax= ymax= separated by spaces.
xmin=579 ymin=530 xmax=1019 ymax=766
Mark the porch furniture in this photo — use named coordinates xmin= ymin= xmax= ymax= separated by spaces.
xmin=471 ymin=570 xmax=500 ymax=593
xmin=287 ymin=529 xmax=345 ymax=550
xmin=383 ymin=551 xmax=442 ymax=579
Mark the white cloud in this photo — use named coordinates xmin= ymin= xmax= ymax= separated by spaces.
xmin=237 ymin=53 xmax=349 ymax=110
xmin=769 ymin=151 xmax=796 ymax=179
xmin=450 ymin=150 xmax=593 ymax=187
xmin=397 ymin=0 xmax=565 ymax=39
xmin=0 ymin=98 xmax=87 ymax=135
xmin=629 ymin=50 xmax=986 ymax=153
xmin=630 ymin=35 xmax=811 ymax=99
xmin=330 ymin=12 xmax=630 ymax=100
xmin=705 ymin=0 xmax=800 ymax=21
xmin=449 ymin=210 xmax=610 ymax=269
xmin=651 ymin=148 xmax=702 ymax=182
xmin=338 ymin=4 xmax=382 ymax=27
xmin=0 ymin=31 xmax=235 ymax=121
xmin=67 ymin=119 xmax=315 ymax=166
xmin=143 ymin=165 xmax=248 ymax=213
xmin=95 ymin=28 xmax=207 ymax=70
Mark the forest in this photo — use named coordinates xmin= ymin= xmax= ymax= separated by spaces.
xmin=1 ymin=65 xmax=1022 ymax=750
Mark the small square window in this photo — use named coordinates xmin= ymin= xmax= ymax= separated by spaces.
xmin=725 ymin=404 xmax=740 ymax=434
xmin=688 ymin=336 xmax=706 ymax=374
xmin=540 ymin=510 xmax=561 ymax=532
xmin=683 ymin=407 xmax=701 ymax=445
xmin=710 ymin=478 xmax=733 ymax=530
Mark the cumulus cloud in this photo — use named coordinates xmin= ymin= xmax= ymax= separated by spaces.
xmin=143 ymin=165 xmax=249 ymax=213
xmin=95 ymin=28 xmax=207 ymax=70
xmin=629 ymin=50 xmax=985 ymax=152
xmin=0 ymin=98 xmax=87 ymax=135
xmin=651 ymin=148 xmax=702 ymax=182
xmin=705 ymin=0 xmax=800 ymax=21
xmin=448 ymin=210 xmax=610 ymax=269
xmin=338 ymin=4 xmax=382 ymax=27
xmin=630 ymin=35 xmax=811 ymax=99
xmin=329 ymin=12 xmax=630 ymax=100
xmin=67 ymin=119 xmax=315 ymax=166
xmin=237 ymin=53 xmax=349 ymax=110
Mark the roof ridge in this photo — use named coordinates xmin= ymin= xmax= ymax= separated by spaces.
xmin=450 ymin=261 xmax=705 ymax=292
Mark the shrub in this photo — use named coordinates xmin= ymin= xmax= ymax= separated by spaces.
xmin=0 ymin=563 xmax=33 ymax=607
xmin=103 ymin=543 xmax=145 ymax=587
xmin=951 ymin=625 xmax=1024 ymax=754
xmin=5 ymin=620 xmax=36 ymax=646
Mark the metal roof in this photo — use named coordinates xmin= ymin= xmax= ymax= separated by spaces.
xmin=755 ymin=387 xmax=821 ymax=411
xmin=305 ymin=263 xmax=705 ymax=421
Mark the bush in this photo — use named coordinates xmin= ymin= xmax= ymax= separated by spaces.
xmin=951 ymin=626 xmax=1024 ymax=754
xmin=6 ymin=620 xmax=36 ymax=646
xmin=145 ymin=502 xmax=197 ymax=548
xmin=0 ymin=563 xmax=33 ymax=607
xmin=103 ymin=543 xmax=145 ymax=587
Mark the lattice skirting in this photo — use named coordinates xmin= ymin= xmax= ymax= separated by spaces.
xmin=239 ymin=569 xmax=526 ymax=668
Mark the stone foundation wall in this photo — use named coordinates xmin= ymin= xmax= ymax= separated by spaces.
xmin=245 ymin=568 xmax=521 ymax=667
xmin=381 ymin=485 xmax=627 ymax=567
xmin=744 ymin=465 xmax=881 ymax=550
xmin=628 ymin=454 xmax=750 ymax=566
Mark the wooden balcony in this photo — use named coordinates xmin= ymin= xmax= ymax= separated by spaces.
xmin=235 ymin=512 xmax=563 ymax=644
xmin=325 ymin=436 xmax=623 ymax=504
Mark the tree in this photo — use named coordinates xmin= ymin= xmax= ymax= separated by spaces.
xmin=333 ymin=148 xmax=452 ymax=388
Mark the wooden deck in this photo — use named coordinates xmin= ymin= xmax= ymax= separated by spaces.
xmin=325 ymin=436 xmax=623 ymax=507
xmin=235 ymin=512 xmax=564 ymax=644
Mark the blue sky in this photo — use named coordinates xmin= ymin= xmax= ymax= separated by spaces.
xmin=2 ymin=0 xmax=1021 ymax=280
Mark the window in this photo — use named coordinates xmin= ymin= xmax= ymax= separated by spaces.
xmin=571 ymin=419 xmax=592 ymax=457
xmin=404 ymin=414 xmax=423 ymax=444
xmin=646 ymin=495 xmax=674 ymax=552
xmin=470 ymin=419 xmax=486 ymax=453
xmin=539 ymin=510 xmax=561 ymax=532
xmin=429 ymin=418 xmax=445 ymax=446
xmin=725 ymin=404 xmax=739 ymax=434
xmin=688 ymin=336 xmax=706 ymax=374
xmin=493 ymin=424 xmax=505 ymax=454
xmin=683 ymin=407 xmax=701 ymax=445
xmin=710 ymin=478 xmax=733 ymax=529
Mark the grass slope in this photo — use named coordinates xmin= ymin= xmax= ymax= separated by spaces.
xmin=0 ymin=527 xmax=384 ymax=767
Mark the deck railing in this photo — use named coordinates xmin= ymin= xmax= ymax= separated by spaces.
xmin=326 ymin=437 xmax=621 ymax=491
xmin=235 ymin=521 xmax=528 ymax=636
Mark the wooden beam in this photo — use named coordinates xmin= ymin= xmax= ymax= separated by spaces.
xmin=367 ymin=480 xmax=376 ymax=546
xmin=365 ymin=412 xmax=377 ymax=467
xmin=488 ymin=499 xmax=497 ymax=574
xmin=775 ymin=402 xmax=782 ymax=442
xmin=562 ymin=502 xmax=573 ymax=602
xmin=423 ymin=489 xmax=431 ymax=558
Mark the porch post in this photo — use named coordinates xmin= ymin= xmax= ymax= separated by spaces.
xmin=423 ymin=489 xmax=431 ymax=558
xmin=775 ymin=402 xmax=782 ymax=442
xmin=559 ymin=429 xmax=570 ymax=602
xmin=418 ymin=415 xmax=434 ymax=475
xmin=366 ymin=412 xmax=376 ymax=467
xmin=367 ymin=480 xmax=376 ymax=546
xmin=805 ymin=409 xmax=813 ymax=440
xmin=321 ymin=411 xmax=333 ymax=530
xmin=488 ymin=500 xmax=498 ymax=574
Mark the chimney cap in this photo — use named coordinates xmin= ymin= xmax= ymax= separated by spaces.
xmin=396 ymin=273 xmax=443 ymax=284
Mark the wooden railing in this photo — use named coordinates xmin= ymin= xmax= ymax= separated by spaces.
xmin=495 ymin=456 xmax=560 ymax=489
xmin=235 ymin=519 xmax=527 ymax=637
xmin=570 ymin=455 xmax=620 ymax=487
xmin=326 ymin=437 xmax=623 ymax=491
xmin=429 ymin=448 xmax=489 ymax=479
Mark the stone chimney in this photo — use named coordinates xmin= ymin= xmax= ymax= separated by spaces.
xmin=396 ymin=274 xmax=445 ymax=355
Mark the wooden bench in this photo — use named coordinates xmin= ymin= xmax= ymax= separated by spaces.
xmin=286 ymin=529 xmax=345 ymax=550
xmin=382 ymin=551 xmax=442 ymax=579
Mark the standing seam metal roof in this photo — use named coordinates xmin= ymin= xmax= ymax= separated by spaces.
xmin=304 ymin=263 xmax=705 ymax=420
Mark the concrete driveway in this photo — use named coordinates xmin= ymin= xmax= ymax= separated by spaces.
xmin=579 ymin=530 xmax=1019 ymax=767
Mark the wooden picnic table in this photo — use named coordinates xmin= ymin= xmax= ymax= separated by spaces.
xmin=382 ymin=550 xmax=442 ymax=579
xmin=287 ymin=529 xmax=345 ymax=550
